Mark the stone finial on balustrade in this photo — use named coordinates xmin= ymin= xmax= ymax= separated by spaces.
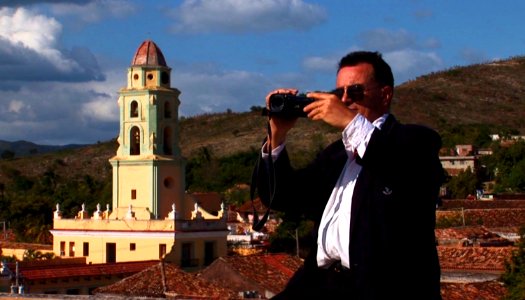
xmin=104 ymin=203 xmax=111 ymax=219
xmin=192 ymin=202 xmax=203 ymax=220
xmin=125 ymin=204 xmax=136 ymax=220
xmin=76 ymin=203 xmax=89 ymax=219
xmin=92 ymin=203 xmax=103 ymax=220
xmin=54 ymin=203 xmax=62 ymax=219
xmin=218 ymin=202 xmax=227 ymax=220
xmin=167 ymin=203 xmax=179 ymax=220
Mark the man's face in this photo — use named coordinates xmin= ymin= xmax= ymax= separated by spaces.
xmin=335 ymin=63 xmax=392 ymax=122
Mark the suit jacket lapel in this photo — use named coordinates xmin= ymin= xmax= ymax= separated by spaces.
xmin=349 ymin=114 xmax=398 ymax=241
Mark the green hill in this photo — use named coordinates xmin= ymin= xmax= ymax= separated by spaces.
xmin=1 ymin=56 xmax=525 ymax=185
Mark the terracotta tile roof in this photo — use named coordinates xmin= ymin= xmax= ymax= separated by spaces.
xmin=441 ymin=281 xmax=507 ymax=300
xmin=198 ymin=253 xmax=303 ymax=296
xmin=94 ymin=262 xmax=239 ymax=299
xmin=19 ymin=260 xmax=158 ymax=280
xmin=435 ymin=225 xmax=516 ymax=246
xmin=0 ymin=241 xmax=52 ymax=250
xmin=437 ymin=208 xmax=525 ymax=227
xmin=441 ymin=199 xmax=525 ymax=209
xmin=236 ymin=198 xmax=268 ymax=213
xmin=192 ymin=192 xmax=223 ymax=214
xmin=438 ymin=246 xmax=514 ymax=271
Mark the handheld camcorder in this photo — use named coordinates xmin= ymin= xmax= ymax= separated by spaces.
xmin=264 ymin=93 xmax=315 ymax=118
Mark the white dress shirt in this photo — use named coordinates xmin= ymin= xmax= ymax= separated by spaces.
xmin=262 ymin=114 xmax=388 ymax=269
xmin=316 ymin=114 xmax=387 ymax=268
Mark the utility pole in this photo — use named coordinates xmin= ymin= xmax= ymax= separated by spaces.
xmin=295 ymin=228 xmax=300 ymax=257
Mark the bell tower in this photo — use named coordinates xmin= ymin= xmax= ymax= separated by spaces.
xmin=109 ymin=40 xmax=186 ymax=219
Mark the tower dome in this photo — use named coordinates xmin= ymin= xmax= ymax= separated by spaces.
xmin=131 ymin=40 xmax=167 ymax=67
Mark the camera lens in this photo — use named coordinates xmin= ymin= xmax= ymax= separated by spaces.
xmin=269 ymin=94 xmax=285 ymax=112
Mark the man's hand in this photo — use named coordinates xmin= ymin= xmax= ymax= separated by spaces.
xmin=304 ymin=91 xmax=357 ymax=129
xmin=265 ymin=89 xmax=299 ymax=151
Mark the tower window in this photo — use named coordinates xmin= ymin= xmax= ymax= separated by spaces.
xmin=161 ymin=71 xmax=170 ymax=85
xmin=147 ymin=73 xmax=154 ymax=80
xmin=131 ymin=189 xmax=137 ymax=200
xmin=163 ymin=126 xmax=173 ymax=155
xmin=130 ymin=101 xmax=139 ymax=118
xmin=133 ymin=74 xmax=139 ymax=80
xmin=130 ymin=126 xmax=140 ymax=155
xmin=164 ymin=101 xmax=171 ymax=118
xmin=130 ymin=243 xmax=136 ymax=251
xmin=164 ymin=177 xmax=174 ymax=189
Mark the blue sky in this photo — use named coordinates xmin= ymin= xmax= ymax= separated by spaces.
xmin=0 ymin=0 xmax=524 ymax=145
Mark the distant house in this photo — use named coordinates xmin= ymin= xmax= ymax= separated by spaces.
xmin=0 ymin=241 xmax=53 ymax=261
xmin=0 ymin=258 xmax=156 ymax=295
xmin=440 ymin=144 xmax=477 ymax=176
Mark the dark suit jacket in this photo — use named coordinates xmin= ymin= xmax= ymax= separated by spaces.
xmin=256 ymin=115 xmax=444 ymax=299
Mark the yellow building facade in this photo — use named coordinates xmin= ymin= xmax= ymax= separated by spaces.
xmin=50 ymin=40 xmax=228 ymax=269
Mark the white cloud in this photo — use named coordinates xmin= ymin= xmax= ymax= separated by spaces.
xmin=50 ymin=0 xmax=137 ymax=23
xmin=0 ymin=7 xmax=78 ymax=72
xmin=302 ymin=55 xmax=338 ymax=73
xmin=169 ymin=0 xmax=327 ymax=34
xmin=171 ymin=67 xmax=272 ymax=115
xmin=81 ymin=98 xmax=118 ymax=122
xmin=357 ymin=29 xmax=417 ymax=53
xmin=460 ymin=48 xmax=489 ymax=65
xmin=0 ymin=7 xmax=104 ymax=82
xmin=385 ymin=50 xmax=443 ymax=83
xmin=8 ymin=100 xmax=29 ymax=114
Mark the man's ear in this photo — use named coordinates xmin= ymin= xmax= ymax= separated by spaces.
xmin=381 ymin=86 xmax=393 ymax=107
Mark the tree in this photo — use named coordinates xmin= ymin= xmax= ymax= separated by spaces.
xmin=501 ymin=226 xmax=525 ymax=299
xmin=0 ymin=150 xmax=15 ymax=160
xmin=445 ymin=167 xmax=478 ymax=198
xmin=494 ymin=141 xmax=525 ymax=193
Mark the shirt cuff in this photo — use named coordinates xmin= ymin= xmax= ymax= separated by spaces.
xmin=261 ymin=141 xmax=285 ymax=162
xmin=341 ymin=114 xmax=375 ymax=158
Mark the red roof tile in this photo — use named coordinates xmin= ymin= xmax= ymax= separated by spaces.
xmin=438 ymin=246 xmax=514 ymax=271
xmin=441 ymin=281 xmax=507 ymax=300
xmin=20 ymin=260 xmax=158 ymax=280
xmin=94 ymin=262 xmax=239 ymax=299
xmin=199 ymin=253 xmax=303 ymax=295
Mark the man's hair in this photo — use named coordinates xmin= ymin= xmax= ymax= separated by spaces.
xmin=338 ymin=51 xmax=394 ymax=87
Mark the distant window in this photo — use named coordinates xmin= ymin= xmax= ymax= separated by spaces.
xmin=131 ymin=189 xmax=137 ymax=200
xmin=83 ymin=242 xmax=89 ymax=256
xmin=69 ymin=242 xmax=75 ymax=257
xmin=130 ymin=243 xmax=136 ymax=251
xmin=159 ymin=244 xmax=167 ymax=259
xmin=60 ymin=241 xmax=65 ymax=256
xmin=130 ymin=101 xmax=138 ymax=118
xmin=106 ymin=243 xmax=116 ymax=263
xmin=204 ymin=241 xmax=215 ymax=266
xmin=133 ymin=74 xmax=139 ymax=80
xmin=66 ymin=289 xmax=80 ymax=295
xmin=147 ymin=73 xmax=154 ymax=80
xmin=181 ymin=243 xmax=193 ymax=267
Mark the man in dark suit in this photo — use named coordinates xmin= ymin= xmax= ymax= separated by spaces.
xmin=256 ymin=51 xmax=443 ymax=299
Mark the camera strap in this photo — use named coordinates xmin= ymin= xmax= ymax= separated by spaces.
xmin=251 ymin=119 xmax=275 ymax=232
